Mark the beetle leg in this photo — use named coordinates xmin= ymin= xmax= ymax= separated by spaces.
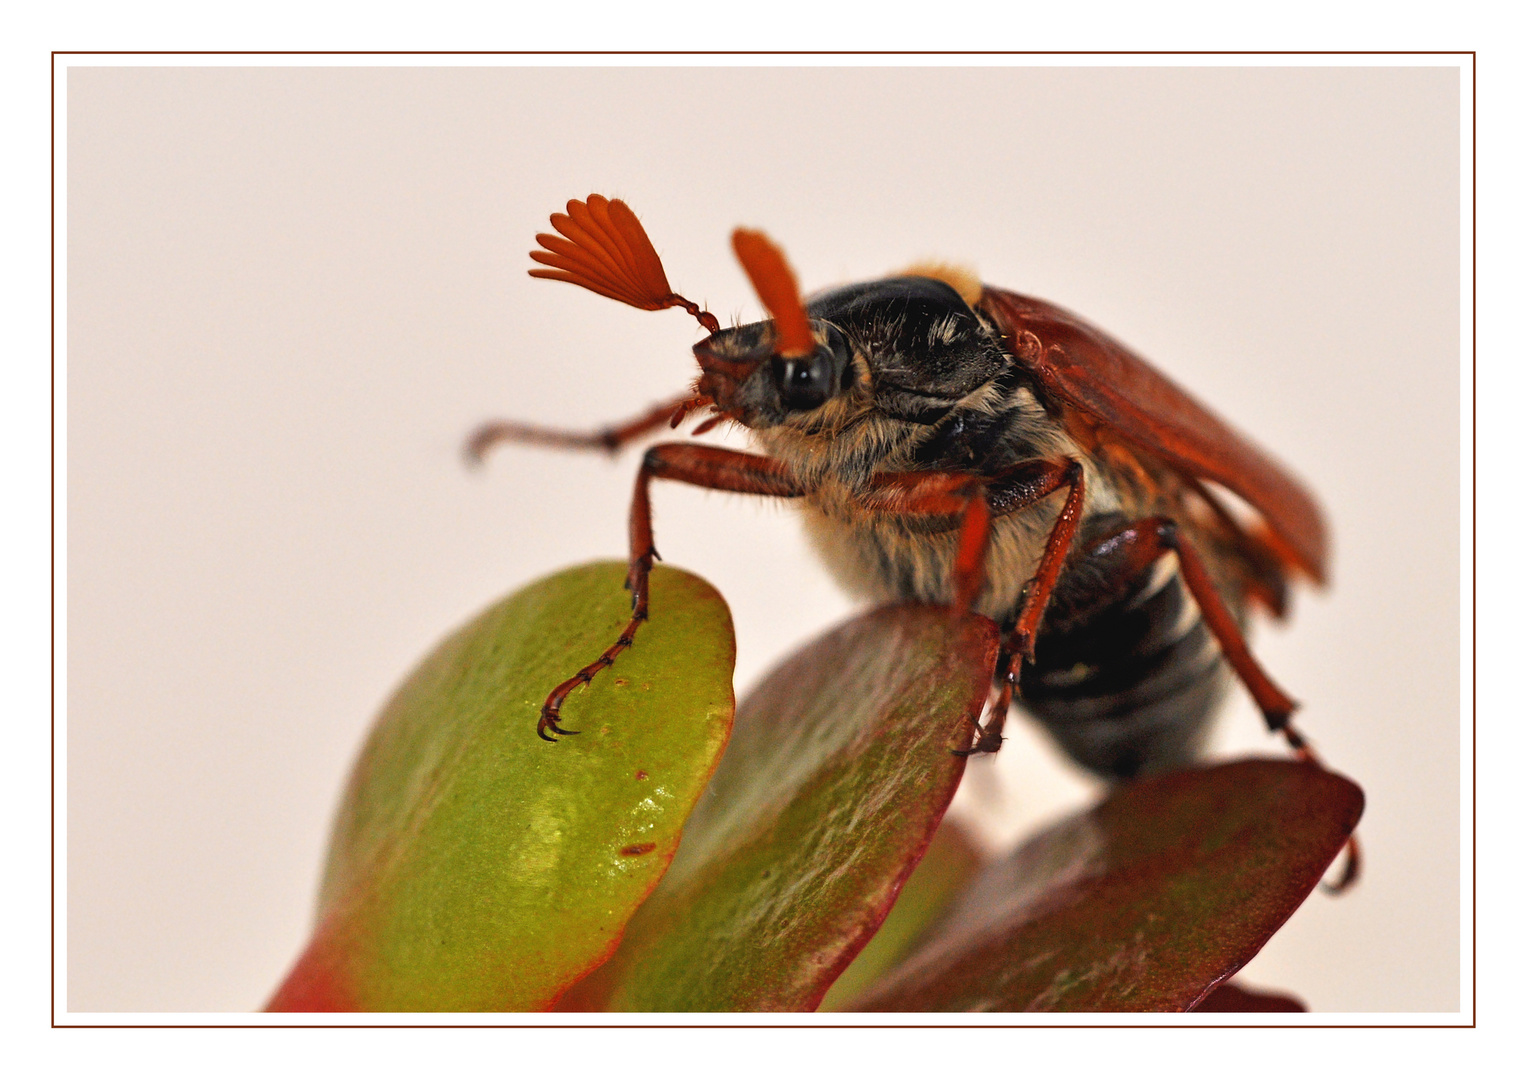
xmin=950 ymin=496 xmax=993 ymax=611
xmin=1182 ymin=476 xmax=1291 ymax=619
xmin=465 ymin=391 xmax=706 ymax=463
xmin=1319 ymin=833 xmax=1362 ymax=894
xmin=1075 ymin=516 xmax=1359 ymax=891
xmin=1003 ymin=461 xmax=1088 ymax=663
xmin=950 ymin=640 xmax=1019 ymax=758
xmin=960 ymin=461 xmax=1087 ymax=755
xmin=852 ymin=470 xmax=991 ymax=609
xmin=1080 ymin=516 xmax=1302 ymax=740
xmin=537 ymin=443 xmax=803 ymax=742
xmin=868 ymin=459 xmax=1085 ymax=756
xmin=864 ymin=458 xmax=1088 ymax=613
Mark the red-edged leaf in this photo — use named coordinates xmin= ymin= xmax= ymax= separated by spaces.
xmin=818 ymin=818 xmax=985 ymax=1012
xmin=266 ymin=563 xmax=735 ymax=1012
xmin=850 ymin=759 xmax=1362 ymax=1012
xmin=557 ymin=605 xmax=999 ymax=1012
xmin=1192 ymin=981 xmax=1307 ymax=1012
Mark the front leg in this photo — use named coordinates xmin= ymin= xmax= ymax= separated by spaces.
xmin=538 ymin=444 xmax=804 ymax=741
xmin=465 ymin=391 xmax=703 ymax=463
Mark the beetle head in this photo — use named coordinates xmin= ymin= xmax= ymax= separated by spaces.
xmin=527 ymin=195 xmax=1000 ymax=435
xmin=691 ymin=319 xmax=857 ymax=428
xmin=686 ymin=227 xmax=863 ymax=430
xmin=696 ymin=274 xmax=1007 ymax=436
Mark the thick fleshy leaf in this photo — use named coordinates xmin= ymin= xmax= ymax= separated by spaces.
xmin=851 ymin=759 xmax=1362 ymax=1012
xmin=557 ymin=605 xmax=999 ymax=1012
xmin=266 ymin=562 xmax=735 ymax=1012
xmin=1192 ymin=981 xmax=1307 ymax=1012
xmin=818 ymin=818 xmax=984 ymax=1012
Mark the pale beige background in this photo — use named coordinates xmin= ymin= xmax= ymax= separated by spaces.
xmin=66 ymin=65 xmax=1461 ymax=1012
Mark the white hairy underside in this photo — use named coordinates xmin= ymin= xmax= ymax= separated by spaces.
xmin=789 ymin=398 xmax=1126 ymax=620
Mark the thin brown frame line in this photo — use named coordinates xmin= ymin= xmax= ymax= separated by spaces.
xmin=1467 ymin=54 xmax=1477 ymax=1022
xmin=50 ymin=50 xmax=1478 ymax=1032
xmin=51 ymin=49 xmax=1475 ymax=55
xmin=55 ymin=1022 xmax=1471 ymax=1029
xmin=50 ymin=38 xmax=58 ymax=1030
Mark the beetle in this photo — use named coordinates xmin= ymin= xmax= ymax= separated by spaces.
xmin=470 ymin=194 xmax=1329 ymax=784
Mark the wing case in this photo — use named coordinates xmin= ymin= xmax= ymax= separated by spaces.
xmin=978 ymin=287 xmax=1327 ymax=582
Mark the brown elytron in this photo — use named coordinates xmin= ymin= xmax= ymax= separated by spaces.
xmin=976 ymin=289 xmax=1327 ymax=583
xmin=472 ymin=195 xmax=1348 ymax=881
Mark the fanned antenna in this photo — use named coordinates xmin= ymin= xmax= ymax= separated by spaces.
xmin=529 ymin=195 xmax=719 ymax=333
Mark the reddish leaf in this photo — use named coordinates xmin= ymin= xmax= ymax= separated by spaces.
xmin=850 ymin=759 xmax=1362 ymax=1012
xmin=1192 ymin=981 xmax=1307 ymax=1012
xmin=557 ymin=605 xmax=999 ymax=1012
xmin=818 ymin=818 xmax=985 ymax=1012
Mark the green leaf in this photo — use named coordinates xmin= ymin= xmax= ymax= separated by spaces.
xmin=850 ymin=759 xmax=1363 ymax=1012
xmin=817 ymin=818 xmax=984 ymax=1012
xmin=558 ymin=605 xmax=999 ymax=1012
xmin=266 ymin=562 xmax=736 ymax=1012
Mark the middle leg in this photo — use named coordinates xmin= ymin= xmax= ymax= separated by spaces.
xmin=866 ymin=459 xmax=1086 ymax=755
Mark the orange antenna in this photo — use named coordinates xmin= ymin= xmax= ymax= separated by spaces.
xmin=731 ymin=228 xmax=816 ymax=357
xmin=530 ymin=195 xmax=719 ymax=333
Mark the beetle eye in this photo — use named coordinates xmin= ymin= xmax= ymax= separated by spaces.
xmin=775 ymin=349 xmax=834 ymax=411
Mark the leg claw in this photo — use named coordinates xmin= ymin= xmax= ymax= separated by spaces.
xmin=953 ymin=727 xmax=1006 ymax=757
xmin=538 ymin=708 xmax=579 ymax=741
xmin=1319 ymin=834 xmax=1362 ymax=894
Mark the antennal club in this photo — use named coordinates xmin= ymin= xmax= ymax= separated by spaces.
xmin=731 ymin=228 xmax=816 ymax=357
xmin=529 ymin=195 xmax=719 ymax=333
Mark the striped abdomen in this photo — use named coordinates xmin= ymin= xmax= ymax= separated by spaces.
xmin=1014 ymin=522 xmax=1237 ymax=781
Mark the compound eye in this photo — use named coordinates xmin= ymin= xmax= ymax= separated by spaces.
xmin=775 ymin=348 xmax=834 ymax=411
